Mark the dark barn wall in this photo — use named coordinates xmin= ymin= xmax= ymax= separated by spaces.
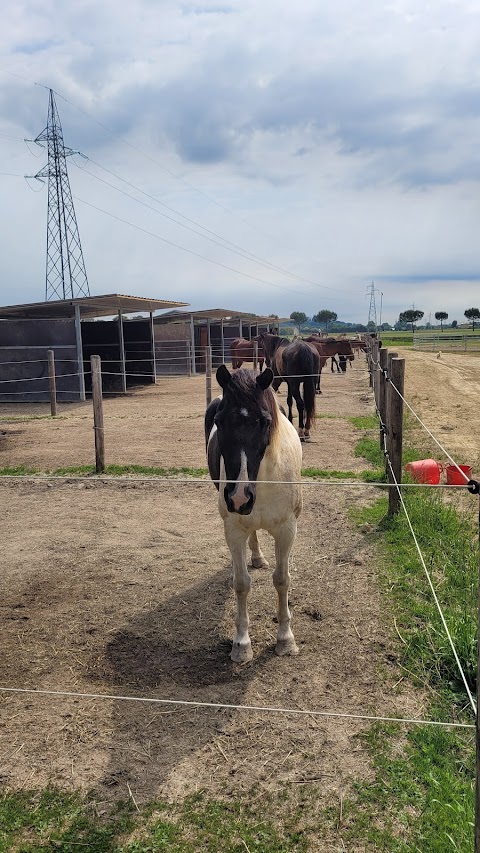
xmin=81 ymin=319 xmax=123 ymax=394
xmin=153 ymin=322 xmax=190 ymax=375
xmin=0 ymin=319 xmax=80 ymax=402
xmin=123 ymin=319 xmax=154 ymax=385
xmin=81 ymin=319 xmax=154 ymax=393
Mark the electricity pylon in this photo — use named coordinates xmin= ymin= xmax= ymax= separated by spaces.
xmin=26 ymin=89 xmax=90 ymax=301
xmin=366 ymin=281 xmax=378 ymax=330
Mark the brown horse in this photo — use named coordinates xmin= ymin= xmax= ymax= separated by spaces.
xmin=303 ymin=336 xmax=354 ymax=392
xmin=259 ymin=333 xmax=319 ymax=440
xmin=230 ymin=336 xmax=265 ymax=372
xmin=349 ymin=340 xmax=367 ymax=354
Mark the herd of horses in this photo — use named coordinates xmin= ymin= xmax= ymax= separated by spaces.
xmin=230 ymin=332 xmax=366 ymax=439
xmin=205 ymin=332 xmax=369 ymax=661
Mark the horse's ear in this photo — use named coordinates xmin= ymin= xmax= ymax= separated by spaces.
xmin=256 ymin=367 xmax=274 ymax=390
xmin=216 ymin=364 xmax=232 ymax=389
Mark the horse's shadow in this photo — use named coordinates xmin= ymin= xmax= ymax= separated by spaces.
xmin=89 ymin=566 xmax=272 ymax=798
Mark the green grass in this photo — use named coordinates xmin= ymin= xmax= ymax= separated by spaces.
xmin=336 ymin=722 xmax=474 ymax=852
xmin=0 ymin=789 xmax=309 ymax=853
xmin=355 ymin=491 xmax=478 ymax=698
xmin=301 ymin=467 xmax=358 ymax=479
xmin=0 ymin=462 xmax=382 ymax=482
xmin=0 ymin=464 xmax=210 ymax=478
xmin=349 ymin=414 xmax=378 ymax=430
xmin=380 ymin=334 xmax=414 ymax=348
xmin=343 ymin=409 xmax=477 ymax=850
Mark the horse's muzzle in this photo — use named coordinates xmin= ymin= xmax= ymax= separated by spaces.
xmin=224 ymin=484 xmax=256 ymax=515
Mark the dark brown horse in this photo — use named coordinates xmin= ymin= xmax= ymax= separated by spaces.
xmin=260 ymin=333 xmax=319 ymax=440
xmin=303 ymin=336 xmax=354 ymax=391
xmin=230 ymin=336 xmax=265 ymax=372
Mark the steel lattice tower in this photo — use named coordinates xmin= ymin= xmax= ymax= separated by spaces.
xmin=26 ymin=89 xmax=90 ymax=301
xmin=367 ymin=281 xmax=378 ymax=329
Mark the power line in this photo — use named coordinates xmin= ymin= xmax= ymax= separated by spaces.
xmin=75 ymin=156 xmax=356 ymax=295
xmin=73 ymin=195 xmax=314 ymax=297
xmin=0 ymin=66 xmax=356 ymax=298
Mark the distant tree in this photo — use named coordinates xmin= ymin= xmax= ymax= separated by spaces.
xmin=290 ymin=311 xmax=307 ymax=324
xmin=434 ymin=311 xmax=448 ymax=331
xmin=451 ymin=319 xmax=458 ymax=328
xmin=366 ymin=320 xmax=376 ymax=331
xmin=313 ymin=309 xmax=338 ymax=332
xmin=399 ymin=309 xmax=424 ymax=332
xmin=464 ymin=307 xmax=480 ymax=331
xmin=268 ymin=314 xmax=279 ymax=318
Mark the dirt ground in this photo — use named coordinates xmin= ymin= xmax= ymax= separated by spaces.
xmin=399 ymin=348 xmax=480 ymax=468
xmin=0 ymin=359 xmax=427 ymax=842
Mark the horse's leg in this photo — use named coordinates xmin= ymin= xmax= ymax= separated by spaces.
xmin=249 ymin=530 xmax=269 ymax=568
xmin=286 ymin=382 xmax=295 ymax=426
xmin=224 ymin=521 xmax=252 ymax=662
xmin=291 ymin=381 xmax=305 ymax=438
xmin=272 ymin=518 xmax=298 ymax=656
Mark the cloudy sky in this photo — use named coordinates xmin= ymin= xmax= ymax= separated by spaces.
xmin=1 ymin=0 xmax=480 ymax=325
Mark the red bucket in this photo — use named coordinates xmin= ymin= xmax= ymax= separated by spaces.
xmin=445 ymin=464 xmax=472 ymax=485
xmin=405 ymin=459 xmax=443 ymax=484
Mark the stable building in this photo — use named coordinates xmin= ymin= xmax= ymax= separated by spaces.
xmin=0 ymin=293 xmax=188 ymax=403
xmin=153 ymin=308 xmax=282 ymax=374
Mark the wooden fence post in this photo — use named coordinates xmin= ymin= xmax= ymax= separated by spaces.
xmin=186 ymin=341 xmax=192 ymax=377
xmin=47 ymin=349 xmax=57 ymax=417
xmin=386 ymin=357 xmax=404 ymax=515
xmin=90 ymin=355 xmax=105 ymax=474
xmin=368 ymin=338 xmax=373 ymax=388
xmin=253 ymin=340 xmax=258 ymax=373
xmin=378 ymin=347 xmax=388 ymax=450
xmin=205 ymin=346 xmax=212 ymax=407
xmin=385 ymin=351 xmax=398 ymax=480
xmin=476 ymin=505 xmax=480 ymax=853
xmin=372 ymin=340 xmax=379 ymax=405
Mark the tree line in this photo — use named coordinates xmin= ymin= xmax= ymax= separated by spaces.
xmin=397 ymin=308 xmax=480 ymax=332
xmin=289 ymin=308 xmax=480 ymax=333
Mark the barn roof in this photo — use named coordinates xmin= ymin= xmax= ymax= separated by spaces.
xmin=154 ymin=308 xmax=289 ymax=324
xmin=0 ymin=293 xmax=189 ymax=320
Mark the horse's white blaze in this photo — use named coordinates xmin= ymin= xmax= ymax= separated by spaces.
xmin=230 ymin=450 xmax=250 ymax=510
xmin=240 ymin=408 xmax=249 ymax=417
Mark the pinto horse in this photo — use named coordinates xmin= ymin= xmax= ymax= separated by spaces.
xmin=260 ymin=333 xmax=319 ymax=440
xmin=230 ymin=336 xmax=265 ymax=372
xmin=206 ymin=366 xmax=302 ymax=662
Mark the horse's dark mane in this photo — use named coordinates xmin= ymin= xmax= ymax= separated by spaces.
xmin=227 ymin=369 xmax=279 ymax=435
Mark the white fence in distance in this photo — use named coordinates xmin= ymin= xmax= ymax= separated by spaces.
xmin=414 ymin=332 xmax=480 ymax=352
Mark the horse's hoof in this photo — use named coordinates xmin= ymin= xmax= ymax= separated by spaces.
xmin=231 ymin=641 xmax=253 ymax=663
xmin=275 ymin=639 xmax=299 ymax=657
xmin=251 ymin=556 xmax=269 ymax=569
